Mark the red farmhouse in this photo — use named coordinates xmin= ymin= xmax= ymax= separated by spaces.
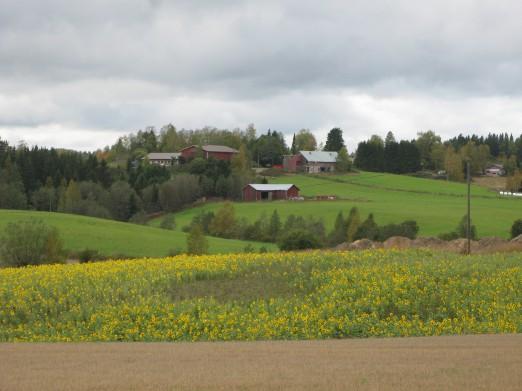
xmin=243 ymin=184 xmax=300 ymax=201
xmin=180 ymin=144 xmax=239 ymax=161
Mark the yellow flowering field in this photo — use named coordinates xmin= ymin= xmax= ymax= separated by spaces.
xmin=0 ymin=249 xmax=520 ymax=342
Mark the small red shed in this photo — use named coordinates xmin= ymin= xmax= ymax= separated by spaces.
xmin=243 ymin=184 xmax=300 ymax=201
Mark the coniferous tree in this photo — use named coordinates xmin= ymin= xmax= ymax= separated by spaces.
xmin=355 ymin=213 xmax=379 ymax=241
xmin=346 ymin=207 xmax=361 ymax=243
xmin=328 ymin=211 xmax=346 ymax=246
xmin=291 ymin=133 xmax=297 ymax=154
xmin=268 ymin=210 xmax=282 ymax=241
xmin=324 ymin=128 xmax=345 ymax=152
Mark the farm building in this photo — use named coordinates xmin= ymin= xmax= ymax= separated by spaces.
xmin=485 ymin=164 xmax=505 ymax=176
xmin=180 ymin=145 xmax=239 ymax=161
xmin=147 ymin=152 xmax=181 ymax=167
xmin=283 ymin=151 xmax=338 ymax=173
xmin=243 ymin=184 xmax=299 ymax=201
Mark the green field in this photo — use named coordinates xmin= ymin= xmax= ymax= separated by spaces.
xmin=151 ymin=172 xmax=521 ymax=238
xmin=0 ymin=210 xmax=276 ymax=257
xmin=1 ymin=249 xmax=520 ymax=341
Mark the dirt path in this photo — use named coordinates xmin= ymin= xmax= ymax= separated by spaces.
xmin=1 ymin=334 xmax=521 ymax=390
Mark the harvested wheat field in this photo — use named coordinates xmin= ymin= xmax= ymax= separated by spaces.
xmin=1 ymin=334 xmax=521 ymax=391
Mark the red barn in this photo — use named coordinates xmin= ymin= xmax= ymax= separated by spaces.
xmin=180 ymin=145 xmax=239 ymax=161
xmin=243 ymin=184 xmax=300 ymax=201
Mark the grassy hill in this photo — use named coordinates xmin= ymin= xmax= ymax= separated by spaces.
xmin=0 ymin=210 xmax=276 ymax=258
xmin=150 ymin=172 xmax=520 ymax=238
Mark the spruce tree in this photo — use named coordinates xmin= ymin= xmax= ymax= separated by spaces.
xmin=328 ymin=211 xmax=346 ymax=246
xmin=324 ymin=128 xmax=345 ymax=152
xmin=269 ymin=210 xmax=282 ymax=241
xmin=346 ymin=207 xmax=361 ymax=243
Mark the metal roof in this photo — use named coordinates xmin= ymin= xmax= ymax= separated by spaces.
xmin=147 ymin=152 xmax=181 ymax=160
xmin=181 ymin=145 xmax=239 ymax=153
xmin=202 ymin=144 xmax=239 ymax=153
xmin=299 ymin=150 xmax=338 ymax=163
xmin=246 ymin=184 xmax=297 ymax=191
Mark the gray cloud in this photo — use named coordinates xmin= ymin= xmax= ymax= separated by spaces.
xmin=1 ymin=0 xmax=522 ymax=150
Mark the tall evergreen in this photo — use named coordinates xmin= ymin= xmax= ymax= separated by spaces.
xmin=324 ymin=128 xmax=345 ymax=152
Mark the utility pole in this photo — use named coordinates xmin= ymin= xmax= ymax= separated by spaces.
xmin=466 ymin=160 xmax=471 ymax=255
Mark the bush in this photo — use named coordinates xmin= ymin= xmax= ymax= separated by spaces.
xmin=439 ymin=215 xmax=477 ymax=241
xmin=129 ymin=211 xmax=148 ymax=225
xmin=243 ymin=244 xmax=255 ymax=253
xmin=160 ymin=214 xmax=176 ymax=230
xmin=187 ymin=224 xmax=208 ymax=255
xmin=278 ymin=229 xmax=322 ymax=251
xmin=511 ymin=219 xmax=522 ymax=238
xmin=77 ymin=249 xmax=104 ymax=263
xmin=167 ymin=247 xmax=183 ymax=257
xmin=0 ymin=219 xmax=64 ymax=267
xmin=377 ymin=220 xmax=419 ymax=241
xmin=209 ymin=203 xmax=237 ymax=238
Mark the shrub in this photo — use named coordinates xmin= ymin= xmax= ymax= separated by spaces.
xmin=456 ymin=214 xmax=477 ymax=240
xmin=187 ymin=224 xmax=208 ymax=255
xmin=77 ymin=249 xmax=104 ymax=263
xmin=377 ymin=220 xmax=419 ymax=241
xmin=209 ymin=203 xmax=237 ymax=238
xmin=511 ymin=219 xmax=522 ymax=239
xmin=129 ymin=211 xmax=148 ymax=225
xmin=167 ymin=247 xmax=183 ymax=257
xmin=243 ymin=244 xmax=255 ymax=253
xmin=439 ymin=215 xmax=477 ymax=241
xmin=160 ymin=214 xmax=176 ymax=230
xmin=0 ymin=219 xmax=64 ymax=267
xmin=278 ymin=229 xmax=322 ymax=251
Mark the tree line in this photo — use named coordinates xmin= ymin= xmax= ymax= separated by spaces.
xmin=181 ymin=203 xmax=419 ymax=251
xmin=354 ymin=131 xmax=522 ymax=184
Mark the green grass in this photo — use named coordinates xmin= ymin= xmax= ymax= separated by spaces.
xmin=150 ymin=172 xmax=521 ymax=238
xmin=0 ymin=210 xmax=276 ymax=258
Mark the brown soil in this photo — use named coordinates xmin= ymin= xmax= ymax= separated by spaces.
xmin=1 ymin=334 xmax=520 ymax=391
xmin=473 ymin=176 xmax=507 ymax=191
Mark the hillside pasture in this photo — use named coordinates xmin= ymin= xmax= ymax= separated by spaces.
xmin=0 ymin=210 xmax=276 ymax=258
xmin=151 ymin=172 xmax=520 ymax=238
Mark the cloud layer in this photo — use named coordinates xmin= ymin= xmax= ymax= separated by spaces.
xmin=1 ymin=0 xmax=522 ymax=150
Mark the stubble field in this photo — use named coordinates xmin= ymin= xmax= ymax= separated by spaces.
xmin=1 ymin=334 xmax=521 ymax=390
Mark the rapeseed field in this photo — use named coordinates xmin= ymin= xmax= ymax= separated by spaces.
xmin=0 ymin=249 xmax=520 ymax=341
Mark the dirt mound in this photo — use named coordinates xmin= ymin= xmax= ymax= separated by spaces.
xmin=446 ymin=239 xmax=480 ymax=254
xmin=348 ymin=239 xmax=377 ymax=251
xmin=411 ymin=237 xmax=446 ymax=249
xmin=478 ymin=237 xmax=509 ymax=249
xmin=334 ymin=236 xmax=522 ymax=254
xmin=511 ymin=234 xmax=522 ymax=243
xmin=383 ymin=236 xmax=412 ymax=249
xmin=334 ymin=242 xmax=351 ymax=251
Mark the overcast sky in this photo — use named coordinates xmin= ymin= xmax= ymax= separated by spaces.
xmin=1 ymin=0 xmax=522 ymax=152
